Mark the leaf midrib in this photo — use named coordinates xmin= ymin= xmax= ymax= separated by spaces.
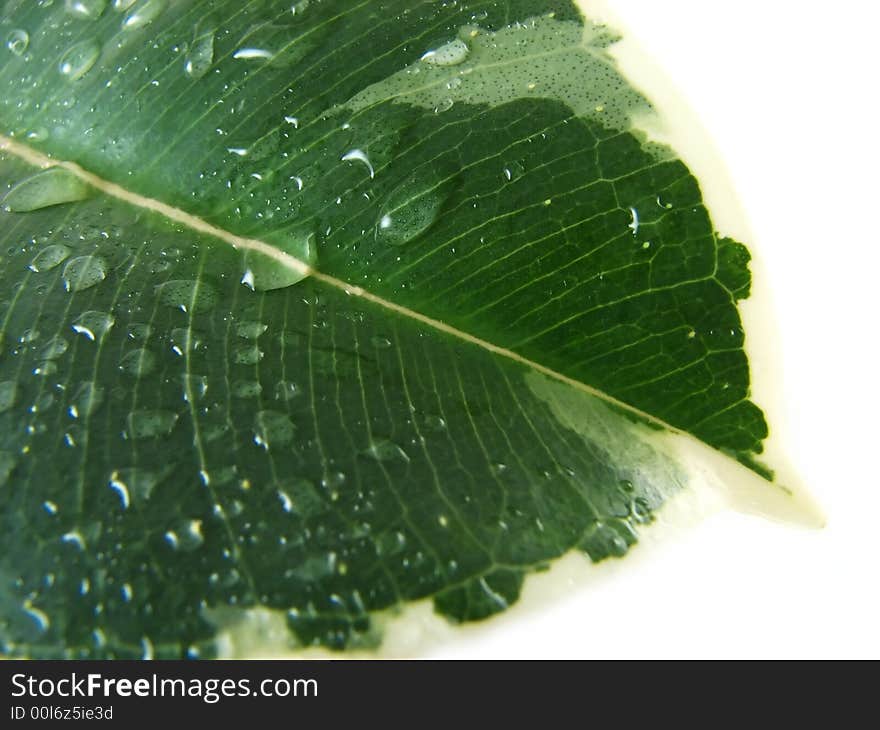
xmin=0 ymin=132 xmax=689 ymax=440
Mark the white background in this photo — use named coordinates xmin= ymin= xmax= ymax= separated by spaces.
xmin=433 ymin=0 xmax=880 ymax=659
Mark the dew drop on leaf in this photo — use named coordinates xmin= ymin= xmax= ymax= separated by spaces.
xmin=62 ymin=255 xmax=106 ymax=292
xmin=40 ymin=336 xmax=69 ymax=360
xmin=0 ymin=382 xmax=17 ymax=413
xmin=376 ymin=173 xmax=448 ymax=246
xmin=126 ymin=409 xmax=178 ymax=439
xmin=121 ymin=0 xmax=166 ymax=30
xmin=65 ymin=0 xmax=108 ymax=20
xmin=0 ymin=451 xmax=17 ymax=486
xmin=253 ymin=410 xmax=295 ymax=449
xmin=71 ymin=310 xmax=115 ymax=342
xmin=234 ymin=345 xmax=264 ymax=365
xmin=235 ymin=321 xmax=267 ymax=340
xmin=184 ymin=20 xmax=215 ymax=79
xmin=58 ymin=39 xmax=102 ymax=80
xmin=118 ymin=348 xmax=156 ymax=376
xmin=232 ymin=380 xmax=262 ymax=399
xmin=29 ymin=244 xmax=72 ymax=273
xmin=156 ymin=279 xmax=218 ymax=313
xmin=3 ymin=168 xmax=91 ymax=213
xmin=421 ymin=38 xmax=470 ymax=66
xmin=69 ymin=381 xmax=104 ymax=418
xmin=5 ymin=29 xmax=29 ymax=56
xmin=362 ymin=439 xmax=410 ymax=464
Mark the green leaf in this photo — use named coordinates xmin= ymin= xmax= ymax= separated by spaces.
xmin=0 ymin=0 xmax=812 ymax=658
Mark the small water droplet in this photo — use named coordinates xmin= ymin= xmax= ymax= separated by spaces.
xmin=235 ymin=321 xmax=267 ymax=339
xmin=273 ymin=380 xmax=299 ymax=402
xmin=5 ymin=29 xmax=29 ymax=56
xmin=33 ymin=361 xmax=58 ymax=376
xmin=421 ymin=38 xmax=470 ymax=66
xmin=118 ymin=348 xmax=155 ymax=376
xmin=29 ymin=244 xmax=72 ymax=272
xmin=127 ymin=322 xmax=152 ymax=340
xmin=370 ymin=335 xmax=392 ymax=349
xmin=165 ymin=518 xmax=204 ymax=552
xmin=253 ymin=410 xmax=295 ymax=449
xmin=40 ymin=336 xmax=69 ymax=360
xmin=232 ymin=380 xmax=262 ymax=398
xmin=182 ymin=374 xmax=208 ymax=402
xmin=434 ymin=98 xmax=454 ymax=113
xmin=423 ymin=414 xmax=447 ymax=432
xmin=3 ymin=168 xmax=91 ymax=212
xmin=0 ymin=382 xmax=17 ymax=413
xmin=65 ymin=0 xmax=108 ymax=20
xmin=121 ymin=0 xmax=166 ymax=30
xmin=376 ymin=172 xmax=448 ymax=246
xmin=62 ymin=255 xmax=106 ymax=292
xmin=59 ymin=39 xmax=101 ymax=80
xmin=71 ymin=310 xmax=115 ymax=342
xmin=362 ymin=439 xmax=409 ymax=464
xmin=126 ymin=409 xmax=178 ymax=439
xmin=69 ymin=381 xmax=104 ymax=418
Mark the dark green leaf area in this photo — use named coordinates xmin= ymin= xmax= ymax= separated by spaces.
xmin=0 ymin=162 xmax=678 ymax=656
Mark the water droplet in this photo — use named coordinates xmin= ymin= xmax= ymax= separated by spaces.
xmin=20 ymin=329 xmax=40 ymax=344
xmin=0 ymin=382 xmax=17 ymax=413
xmin=33 ymin=361 xmax=58 ymax=376
xmin=362 ymin=439 xmax=409 ymax=464
xmin=71 ymin=310 xmax=115 ymax=342
xmin=274 ymin=380 xmax=299 ymax=402
xmin=118 ymin=348 xmax=155 ymax=377
xmin=233 ymin=47 xmax=274 ymax=61
xmin=376 ymin=530 xmax=407 ymax=556
xmin=3 ymin=168 xmax=91 ymax=212
xmin=321 ymin=471 xmax=346 ymax=492
xmin=0 ymin=451 xmax=17 ymax=486
xmin=29 ymin=244 xmax=72 ymax=272
xmin=127 ymin=322 xmax=152 ymax=341
xmin=126 ymin=409 xmax=177 ymax=439
xmin=165 ymin=519 xmax=204 ymax=552
xmin=234 ymin=345 xmax=264 ymax=365
xmin=156 ymin=279 xmax=218 ymax=313
xmin=276 ymin=477 xmax=324 ymax=518
xmin=341 ymin=149 xmax=375 ymax=179
xmin=232 ymin=380 xmax=262 ymax=399
xmin=434 ymin=98 xmax=454 ymax=113
xmin=423 ymin=414 xmax=447 ymax=432
xmin=182 ymin=374 xmax=208 ymax=402
xmin=421 ymin=39 xmax=470 ymax=66
xmin=59 ymin=39 xmax=101 ymax=80
xmin=370 ymin=336 xmax=392 ymax=349
xmin=6 ymin=29 xmax=29 ymax=56
xmin=490 ymin=462 xmax=508 ymax=476
xmin=235 ymin=321 xmax=267 ymax=339
xmin=253 ymin=410 xmax=295 ymax=450
xmin=184 ymin=19 xmax=214 ymax=79
xmin=65 ymin=0 xmax=108 ymax=20
xmin=62 ymin=255 xmax=106 ymax=292
xmin=121 ymin=0 xmax=166 ymax=30
xmin=112 ymin=0 xmax=137 ymax=11
xmin=40 ymin=336 xmax=69 ymax=360
xmin=377 ymin=172 xmax=448 ymax=246
xmin=69 ymin=381 xmax=104 ymax=418
xmin=290 ymin=0 xmax=310 ymax=14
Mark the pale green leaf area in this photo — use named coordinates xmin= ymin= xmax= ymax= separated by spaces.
xmin=0 ymin=0 xmax=804 ymax=658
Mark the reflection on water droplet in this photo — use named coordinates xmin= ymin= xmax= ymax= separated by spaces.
xmin=112 ymin=0 xmax=137 ymax=10
xmin=362 ymin=439 xmax=410 ymax=464
xmin=185 ymin=20 xmax=214 ymax=79
xmin=65 ymin=0 xmax=108 ymax=20
xmin=3 ymin=168 xmax=91 ymax=212
xmin=127 ymin=409 xmax=178 ymax=439
xmin=0 ymin=382 xmax=17 ymax=413
xmin=40 ymin=336 xmax=69 ymax=360
xmin=72 ymin=310 xmax=115 ymax=342
xmin=33 ymin=361 xmax=58 ymax=376
xmin=236 ymin=321 xmax=267 ymax=339
xmin=29 ymin=244 xmax=72 ymax=273
xmin=59 ymin=39 xmax=101 ymax=80
xmin=421 ymin=38 xmax=470 ymax=66
xmin=253 ymin=410 xmax=295 ymax=449
xmin=121 ymin=0 xmax=166 ymax=30
xmin=62 ymin=255 xmax=106 ymax=292
xmin=6 ymin=29 xmax=29 ymax=56
xmin=233 ymin=47 xmax=274 ymax=61
xmin=156 ymin=279 xmax=218 ymax=313
xmin=341 ymin=149 xmax=375 ymax=179
xmin=119 ymin=348 xmax=155 ymax=376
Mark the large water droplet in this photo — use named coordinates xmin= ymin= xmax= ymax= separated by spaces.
xmin=126 ymin=409 xmax=178 ymax=439
xmin=232 ymin=380 xmax=262 ymax=399
xmin=65 ymin=0 xmax=108 ymax=20
xmin=156 ymin=279 xmax=218 ymax=313
xmin=119 ymin=348 xmax=156 ymax=377
xmin=5 ymin=29 xmax=29 ymax=56
xmin=0 ymin=382 xmax=17 ymax=413
xmin=59 ymin=39 xmax=101 ymax=80
xmin=62 ymin=255 xmax=106 ymax=292
xmin=341 ymin=149 xmax=375 ymax=179
xmin=29 ymin=244 xmax=72 ymax=273
xmin=376 ymin=172 xmax=449 ymax=246
xmin=3 ymin=168 xmax=91 ymax=213
xmin=421 ymin=38 xmax=470 ymax=66
xmin=253 ymin=410 xmax=295 ymax=449
xmin=184 ymin=19 xmax=214 ymax=79
xmin=69 ymin=381 xmax=104 ymax=418
xmin=121 ymin=0 xmax=166 ymax=30
xmin=40 ymin=336 xmax=69 ymax=360
xmin=239 ymin=229 xmax=316 ymax=291
xmin=276 ymin=477 xmax=324 ymax=518
xmin=235 ymin=321 xmax=267 ymax=340
xmin=71 ymin=310 xmax=115 ymax=342
xmin=109 ymin=467 xmax=160 ymax=506
xmin=234 ymin=345 xmax=264 ymax=365
xmin=182 ymin=373 xmax=208 ymax=402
